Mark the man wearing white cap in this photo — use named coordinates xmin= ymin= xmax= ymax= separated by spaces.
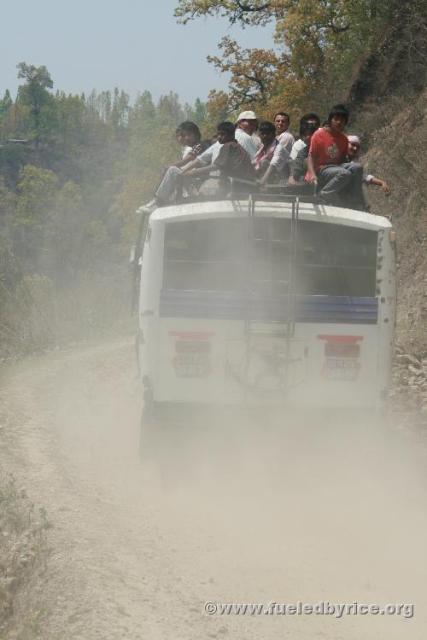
xmin=235 ymin=110 xmax=262 ymax=159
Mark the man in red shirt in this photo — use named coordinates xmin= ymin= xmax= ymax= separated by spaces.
xmin=307 ymin=104 xmax=366 ymax=210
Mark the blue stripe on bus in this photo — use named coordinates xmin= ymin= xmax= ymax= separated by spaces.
xmin=159 ymin=290 xmax=378 ymax=324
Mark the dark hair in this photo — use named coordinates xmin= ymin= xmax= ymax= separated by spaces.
xmin=217 ymin=121 xmax=236 ymax=138
xmin=300 ymin=120 xmax=319 ymax=137
xmin=274 ymin=111 xmax=290 ymax=121
xmin=299 ymin=112 xmax=320 ymax=137
xmin=327 ymin=104 xmax=349 ymax=125
xmin=259 ymin=120 xmax=276 ymax=136
xmin=179 ymin=120 xmax=201 ymax=140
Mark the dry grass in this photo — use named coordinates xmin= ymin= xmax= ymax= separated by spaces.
xmin=0 ymin=474 xmax=50 ymax=637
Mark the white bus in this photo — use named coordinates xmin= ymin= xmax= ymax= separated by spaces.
xmin=135 ymin=195 xmax=395 ymax=437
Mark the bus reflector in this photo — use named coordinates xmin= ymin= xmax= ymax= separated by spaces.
xmin=169 ymin=330 xmax=213 ymax=377
xmin=318 ymin=335 xmax=362 ymax=379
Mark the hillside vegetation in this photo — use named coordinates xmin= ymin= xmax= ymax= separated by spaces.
xmin=0 ymin=70 xmax=207 ymax=357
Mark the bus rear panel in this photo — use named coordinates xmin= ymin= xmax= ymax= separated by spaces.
xmin=138 ymin=202 xmax=395 ymax=411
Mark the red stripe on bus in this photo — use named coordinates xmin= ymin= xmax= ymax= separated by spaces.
xmin=169 ymin=330 xmax=215 ymax=340
xmin=317 ymin=335 xmax=363 ymax=344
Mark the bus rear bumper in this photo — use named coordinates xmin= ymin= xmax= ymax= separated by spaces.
xmin=146 ymin=400 xmax=385 ymax=429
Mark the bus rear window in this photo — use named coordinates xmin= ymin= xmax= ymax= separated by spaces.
xmin=297 ymin=220 xmax=377 ymax=296
xmin=163 ymin=218 xmax=377 ymax=297
xmin=163 ymin=219 xmax=246 ymax=291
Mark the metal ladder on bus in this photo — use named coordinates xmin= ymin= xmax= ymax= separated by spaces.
xmin=243 ymin=194 xmax=301 ymax=393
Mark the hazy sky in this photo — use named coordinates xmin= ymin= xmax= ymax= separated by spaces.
xmin=1 ymin=0 xmax=275 ymax=104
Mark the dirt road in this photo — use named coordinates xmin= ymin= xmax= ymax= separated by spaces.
xmin=1 ymin=339 xmax=427 ymax=639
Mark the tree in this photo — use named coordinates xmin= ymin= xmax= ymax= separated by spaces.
xmin=157 ymin=92 xmax=186 ymax=123
xmin=0 ymin=177 xmax=16 ymax=240
xmin=14 ymin=165 xmax=58 ymax=271
xmin=46 ymin=180 xmax=87 ymax=281
xmin=185 ymin=97 xmax=207 ymax=126
xmin=0 ymin=90 xmax=13 ymax=117
xmin=207 ymin=36 xmax=284 ymax=108
xmin=111 ymin=88 xmax=130 ymax=130
xmin=175 ymin=0 xmax=280 ymax=26
xmin=175 ymin=0 xmax=400 ymax=113
xmin=205 ymin=90 xmax=230 ymax=126
xmin=16 ymin=63 xmax=55 ymax=145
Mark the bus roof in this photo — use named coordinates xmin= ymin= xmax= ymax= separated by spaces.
xmin=149 ymin=199 xmax=392 ymax=231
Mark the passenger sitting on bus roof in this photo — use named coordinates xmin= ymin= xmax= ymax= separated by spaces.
xmin=185 ymin=121 xmax=255 ymax=190
xmin=153 ymin=124 xmax=192 ymax=185
xmin=171 ymin=121 xmax=211 ymax=169
xmin=306 ymin=104 xmax=366 ymax=210
xmin=182 ymin=137 xmax=222 ymax=173
xmin=234 ymin=111 xmax=262 ymax=159
xmin=274 ymin=112 xmax=295 ymax=154
xmin=288 ymin=119 xmax=320 ymax=184
xmin=347 ymin=135 xmax=391 ymax=195
xmin=143 ymin=123 xmax=211 ymax=209
xmin=253 ymin=121 xmax=290 ymax=186
xmin=290 ymin=113 xmax=321 ymax=160
xmin=175 ymin=124 xmax=192 ymax=159
xmin=215 ymin=121 xmax=256 ymax=183
xmin=178 ymin=136 xmax=223 ymax=197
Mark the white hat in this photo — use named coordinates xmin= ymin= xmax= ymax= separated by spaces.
xmin=347 ymin=134 xmax=361 ymax=145
xmin=236 ymin=110 xmax=257 ymax=122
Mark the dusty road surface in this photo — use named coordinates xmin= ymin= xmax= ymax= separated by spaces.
xmin=1 ymin=338 xmax=427 ymax=639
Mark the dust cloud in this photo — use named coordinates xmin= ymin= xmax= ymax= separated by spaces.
xmin=144 ymin=410 xmax=427 ymax=637
xmin=1 ymin=340 xmax=426 ymax=639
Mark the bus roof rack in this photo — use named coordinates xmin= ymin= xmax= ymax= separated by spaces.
xmin=169 ymin=182 xmax=321 ymax=207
